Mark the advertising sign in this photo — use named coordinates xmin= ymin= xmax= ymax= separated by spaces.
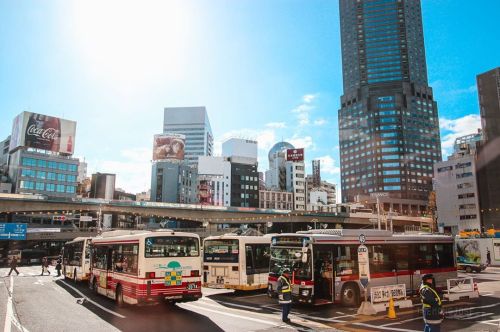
xmin=0 ymin=223 xmax=27 ymax=240
xmin=153 ymin=134 xmax=185 ymax=161
xmin=358 ymin=244 xmax=370 ymax=288
xmin=370 ymin=284 xmax=406 ymax=303
xmin=9 ymin=111 xmax=76 ymax=155
xmin=286 ymin=148 xmax=304 ymax=162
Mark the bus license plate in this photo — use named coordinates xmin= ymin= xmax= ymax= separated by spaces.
xmin=187 ymin=283 xmax=198 ymax=290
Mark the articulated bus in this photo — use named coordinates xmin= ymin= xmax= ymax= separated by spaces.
xmin=62 ymin=237 xmax=92 ymax=282
xmin=268 ymin=229 xmax=456 ymax=306
xmin=203 ymin=234 xmax=272 ymax=290
xmin=90 ymin=230 xmax=202 ymax=305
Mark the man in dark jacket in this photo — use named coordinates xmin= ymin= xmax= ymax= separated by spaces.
xmin=420 ymin=274 xmax=443 ymax=332
xmin=8 ymin=257 xmax=20 ymax=276
xmin=277 ymin=268 xmax=292 ymax=323
xmin=55 ymin=255 xmax=62 ymax=277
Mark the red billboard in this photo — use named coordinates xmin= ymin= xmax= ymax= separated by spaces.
xmin=9 ymin=112 xmax=76 ymax=155
xmin=286 ymin=148 xmax=304 ymax=162
xmin=153 ymin=134 xmax=185 ymax=161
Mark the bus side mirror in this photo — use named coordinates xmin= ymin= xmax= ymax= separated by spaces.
xmin=302 ymin=253 xmax=308 ymax=263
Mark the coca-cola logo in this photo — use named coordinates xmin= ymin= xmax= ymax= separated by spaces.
xmin=27 ymin=125 xmax=59 ymax=140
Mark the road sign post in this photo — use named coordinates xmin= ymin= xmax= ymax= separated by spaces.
xmin=357 ymin=240 xmax=376 ymax=315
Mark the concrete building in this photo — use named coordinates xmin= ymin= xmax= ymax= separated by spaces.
xmin=77 ymin=159 xmax=88 ymax=183
xmin=259 ymin=190 xmax=293 ymax=210
xmin=197 ymin=156 xmax=231 ymax=206
xmin=1 ymin=136 xmax=10 ymax=169
xmin=265 ymin=141 xmax=294 ymax=191
xmin=339 ymin=0 xmax=441 ymax=204
xmin=306 ymin=176 xmax=337 ymax=206
xmin=476 ymin=67 xmax=500 ymax=229
xmin=163 ymin=106 xmax=213 ymax=166
xmin=90 ymin=173 xmax=116 ymax=200
xmin=285 ymin=157 xmax=306 ymax=211
xmin=222 ymin=138 xmax=258 ymax=164
xmin=151 ymin=160 xmax=197 ymax=204
xmin=135 ymin=190 xmax=151 ymax=202
xmin=434 ymin=134 xmax=482 ymax=234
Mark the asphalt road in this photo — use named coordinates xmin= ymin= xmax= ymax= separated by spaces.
xmin=2 ymin=266 xmax=500 ymax=332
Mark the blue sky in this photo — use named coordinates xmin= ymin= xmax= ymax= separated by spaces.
xmin=1 ymin=0 xmax=499 ymax=195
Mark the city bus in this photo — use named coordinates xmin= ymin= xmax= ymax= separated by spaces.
xmin=62 ymin=237 xmax=92 ymax=282
xmin=89 ymin=230 xmax=202 ymax=306
xmin=203 ymin=234 xmax=272 ymax=290
xmin=268 ymin=229 xmax=456 ymax=306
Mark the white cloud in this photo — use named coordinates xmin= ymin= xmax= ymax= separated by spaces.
xmin=439 ymin=114 xmax=481 ymax=157
xmin=313 ymin=118 xmax=326 ymax=126
xmin=317 ymin=155 xmax=340 ymax=175
xmin=291 ymin=93 xmax=319 ymax=127
xmin=302 ymin=94 xmax=318 ymax=103
xmin=265 ymin=122 xmax=286 ymax=129
xmin=92 ymin=147 xmax=152 ymax=194
xmin=288 ymin=136 xmax=314 ymax=150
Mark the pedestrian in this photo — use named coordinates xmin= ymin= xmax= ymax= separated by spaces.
xmin=420 ymin=274 xmax=444 ymax=332
xmin=486 ymin=249 xmax=491 ymax=266
xmin=56 ymin=255 xmax=62 ymax=277
xmin=8 ymin=256 xmax=20 ymax=276
xmin=40 ymin=257 xmax=50 ymax=276
xmin=277 ymin=268 xmax=292 ymax=323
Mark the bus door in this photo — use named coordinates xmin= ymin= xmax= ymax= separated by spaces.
xmin=105 ymin=247 xmax=114 ymax=298
xmin=314 ymin=248 xmax=334 ymax=303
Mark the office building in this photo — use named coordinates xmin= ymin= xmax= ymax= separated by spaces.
xmin=259 ymin=190 xmax=293 ymax=210
xmin=163 ymin=107 xmax=213 ymax=166
xmin=7 ymin=111 xmax=79 ymax=198
xmin=306 ymin=176 xmax=337 ymax=206
xmin=90 ymin=173 xmax=116 ymax=199
xmin=476 ymin=67 xmax=500 ymax=229
xmin=434 ymin=133 xmax=482 ymax=234
xmin=197 ymin=156 xmax=231 ymax=206
xmin=285 ymin=149 xmax=306 ymax=211
xmin=338 ymin=0 xmax=441 ymax=203
xmin=77 ymin=160 xmax=88 ymax=183
xmin=265 ymin=141 xmax=294 ymax=191
xmin=151 ymin=160 xmax=197 ymax=204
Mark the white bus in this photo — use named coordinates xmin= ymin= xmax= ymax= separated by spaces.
xmin=62 ymin=237 xmax=92 ymax=282
xmin=203 ymin=234 xmax=271 ymax=291
xmin=268 ymin=229 xmax=456 ymax=306
xmin=90 ymin=230 xmax=202 ymax=305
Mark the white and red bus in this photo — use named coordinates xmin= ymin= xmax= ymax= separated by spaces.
xmin=89 ymin=230 xmax=202 ymax=305
xmin=62 ymin=237 xmax=92 ymax=282
xmin=268 ymin=229 xmax=456 ymax=306
xmin=203 ymin=234 xmax=271 ymax=290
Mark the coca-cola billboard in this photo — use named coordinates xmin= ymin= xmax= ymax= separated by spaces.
xmin=9 ymin=112 xmax=76 ymax=155
xmin=152 ymin=134 xmax=185 ymax=161
xmin=286 ymin=148 xmax=304 ymax=162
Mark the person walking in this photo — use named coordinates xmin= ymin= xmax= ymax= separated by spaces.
xmin=486 ymin=249 xmax=491 ymax=266
xmin=8 ymin=256 xmax=20 ymax=276
xmin=277 ymin=268 xmax=292 ymax=323
xmin=40 ymin=257 xmax=50 ymax=276
xmin=420 ymin=274 xmax=443 ymax=332
xmin=55 ymin=255 xmax=62 ymax=277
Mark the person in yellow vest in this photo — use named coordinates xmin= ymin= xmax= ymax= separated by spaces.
xmin=420 ymin=274 xmax=444 ymax=332
xmin=277 ymin=268 xmax=292 ymax=323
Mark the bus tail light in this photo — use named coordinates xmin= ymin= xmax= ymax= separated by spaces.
xmin=146 ymin=272 xmax=156 ymax=279
xmin=190 ymin=270 xmax=200 ymax=277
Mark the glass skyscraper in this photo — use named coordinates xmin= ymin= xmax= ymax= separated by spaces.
xmin=339 ymin=0 xmax=441 ymax=203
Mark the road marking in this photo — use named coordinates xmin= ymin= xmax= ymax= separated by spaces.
xmin=382 ymin=317 xmax=422 ymax=326
xmin=445 ymin=302 xmax=500 ymax=315
xmin=60 ymin=280 xmax=126 ymax=319
xmin=181 ymin=302 xmax=279 ymax=326
xmin=4 ymin=275 xmax=13 ymax=332
xmin=353 ymin=322 xmax=420 ymax=332
xmin=481 ymin=293 xmax=493 ymax=296
xmin=237 ymin=293 xmax=267 ymax=299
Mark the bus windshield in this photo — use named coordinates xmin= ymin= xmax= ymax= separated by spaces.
xmin=270 ymin=247 xmax=312 ymax=280
xmin=145 ymin=236 xmax=199 ymax=258
xmin=204 ymin=239 xmax=239 ymax=263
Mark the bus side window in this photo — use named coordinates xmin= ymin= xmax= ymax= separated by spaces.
xmin=246 ymin=245 xmax=254 ymax=275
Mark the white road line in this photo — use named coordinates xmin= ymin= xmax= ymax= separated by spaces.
xmin=237 ymin=293 xmax=267 ymax=299
xmin=60 ymin=280 xmax=126 ymax=319
xmin=461 ymin=312 xmax=494 ymax=320
xmin=481 ymin=293 xmax=494 ymax=296
xmin=382 ymin=317 xmax=422 ymax=326
xmin=445 ymin=302 xmax=500 ymax=315
xmin=181 ymin=302 xmax=280 ymax=326
xmin=353 ymin=322 xmax=420 ymax=332
xmin=4 ymin=275 xmax=13 ymax=332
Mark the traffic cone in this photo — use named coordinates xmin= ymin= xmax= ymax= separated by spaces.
xmin=387 ymin=297 xmax=397 ymax=319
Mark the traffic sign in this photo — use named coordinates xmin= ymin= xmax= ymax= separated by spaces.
xmin=0 ymin=223 xmax=27 ymax=240
xmin=358 ymin=244 xmax=370 ymax=288
xmin=359 ymin=234 xmax=366 ymax=244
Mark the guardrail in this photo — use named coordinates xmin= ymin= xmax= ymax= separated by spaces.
xmin=369 ymin=284 xmax=413 ymax=312
xmin=443 ymin=277 xmax=479 ymax=301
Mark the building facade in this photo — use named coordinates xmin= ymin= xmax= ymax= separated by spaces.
xmin=230 ymin=163 xmax=259 ymax=208
xmin=476 ymin=67 xmax=500 ymax=229
xmin=265 ymin=142 xmax=294 ymax=191
xmin=339 ymin=0 xmax=441 ymax=203
xmin=285 ymin=159 xmax=306 ymax=211
xmin=259 ymin=190 xmax=293 ymax=210
xmin=306 ymin=176 xmax=337 ymax=206
xmin=163 ymin=107 xmax=213 ymax=166
xmin=90 ymin=173 xmax=116 ymax=200
xmin=434 ymin=139 xmax=481 ymax=234
xmin=197 ymin=156 xmax=231 ymax=206
xmin=151 ymin=160 xmax=197 ymax=204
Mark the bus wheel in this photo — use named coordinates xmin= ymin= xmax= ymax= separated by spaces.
xmin=116 ymin=285 xmax=124 ymax=307
xmin=341 ymin=284 xmax=359 ymax=307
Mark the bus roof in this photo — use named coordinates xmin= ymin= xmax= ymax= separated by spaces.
xmin=204 ymin=234 xmax=273 ymax=242
xmin=64 ymin=236 xmax=92 ymax=245
xmin=92 ymin=229 xmax=200 ymax=244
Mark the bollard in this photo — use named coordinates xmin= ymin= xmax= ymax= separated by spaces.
xmin=387 ymin=297 xmax=397 ymax=319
